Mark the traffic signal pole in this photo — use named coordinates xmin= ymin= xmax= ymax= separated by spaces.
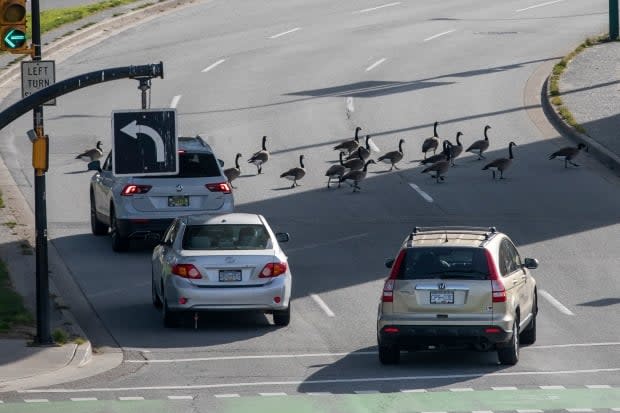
xmin=611 ymin=0 xmax=619 ymax=40
xmin=31 ymin=0 xmax=52 ymax=346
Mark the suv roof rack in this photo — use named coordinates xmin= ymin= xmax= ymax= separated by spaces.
xmin=407 ymin=226 xmax=498 ymax=246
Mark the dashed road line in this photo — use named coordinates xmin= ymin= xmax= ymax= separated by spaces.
xmin=450 ymin=387 xmax=474 ymax=392
xmin=355 ymin=2 xmax=401 ymax=13
xmin=346 ymin=97 xmax=355 ymax=113
xmin=269 ymin=27 xmax=301 ymax=39
xmin=516 ymin=0 xmax=564 ymax=12
xmin=612 ymin=408 xmax=620 ymax=411
xmin=169 ymin=95 xmax=181 ymax=109
xmin=201 ymin=59 xmax=226 ymax=73
xmin=119 ymin=396 xmax=144 ymax=401
xmin=492 ymin=386 xmax=517 ymax=391
xmin=472 ymin=410 xmax=494 ymax=413
xmin=539 ymin=289 xmax=575 ymax=316
xmin=214 ymin=394 xmax=240 ymax=398
xmin=125 ymin=350 xmax=375 ymax=363
xmin=258 ymin=392 xmax=287 ymax=397
xmin=365 ymin=57 xmax=386 ymax=72
xmin=424 ymin=29 xmax=456 ymax=42
xmin=409 ymin=183 xmax=434 ymax=202
xmin=532 ymin=342 xmax=619 ymax=349
xmin=70 ymin=397 xmax=98 ymax=401
xmin=540 ymin=385 xmax=565 ymax=390
xmin=586 ymin=385 xmax=612 ymax=389
xmin=24 ymin=399 xmax=48 ymax=403
xmin=310 ymin=293 xmax=335 ymax=317
xmin=306 ymin=392 xmax=332 ymax=396
xmin=516 ymin=410 xmax=543 ymax=413
xmin=167 ymin=395 xmax=194 ymax=400
xmin=401 ymin=389 xmax=427 ymax=393
xmin=354 ymin=390 xmax=380 ymax=394
xmin=566 ymin=409 xmax=595 ymax=413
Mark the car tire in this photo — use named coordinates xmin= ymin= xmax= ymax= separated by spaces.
xmin=378 ymin=344 xmax=400 ymax=365
xmin=90 ymin=193 xmax=108 ymax=236
xmin=498 ymin=320 xmax=519 ymax=365
xmin=520 ymin=297 xmax=537 ymax=345
xmin=162 ymin=288 xmax=178 ymax=328
xmin=151 ymin=274 xmax=162 ymax=309
xmin=110 ymin=207 xmax=129 ymax=252
xmin=273 ymin=305 xmax=290 ymax=326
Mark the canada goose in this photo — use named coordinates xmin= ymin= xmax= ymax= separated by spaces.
xmin=342 ymin=147 xmax=366 ymax=171
xmin=466 ymin=125 xmax=491 ymax=160
xmin=340 ymin=159 xmax=375 ymax=192
xmin=346 ymin=135 xmax=371 ymax=161
xmin=325 ymin=151 xmax=347 ymax=188
xmin=223 ymin=153 xmax=242 ymax=188
xmin=422 ymin=121 xmax=440 ymax=159
xmin=483 ymin=141 xmax=517 ymax=179
xmin=76 ymin=140 xmax=103 ymax=162
xmin=548 ymin=143 xmax=587 ymax=168
xmin=334 ymin=126 xmax=362 ymax=154
xmin=421 ymin=142 xmax=452 ymax=183
xmin=280 ymin=155 xmax=306 ymax=188
xmin=448 ymin=132 xmax=464 ymax=166
xmin=420 ymin=139 xmax=449 ymax=166
xmin=378 ymin=139 xmax=405 ymax=171
xmin=248 ymin=135 xmax=270 ymax=174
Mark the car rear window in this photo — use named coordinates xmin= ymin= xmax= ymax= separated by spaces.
xmin=183 ymin=224 xmax=269 ymax=250
xmin=396 ymin=247 xmax=490 ymax=280
xmin=153 ymin=152 xmax=221 ymax=178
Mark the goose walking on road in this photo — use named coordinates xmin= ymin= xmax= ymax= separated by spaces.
xmin=346 ymin=135 xmax=372 ymax=161
xmin=378 ymin=139 xmax=405 ymax=171
xmin=420 ymin=139 xmax=449 ymax=166
xmin=340 ymin=159 xmax=375 ymax=192
xmin=248 ymin=135 xmax=270 ymax=174
xmin=448 ymin=132 xmax=464 ymax=166
xmin=421 ymin=142 xmax=452 ymax=183
xmin=280 ymin=155 xmax=306 ymax=188
xmin=483 ymin=141 xmax=517 ymax=180
xmin=325 ymin=152 xmax=347 ymax=188
xmin=342 ymin=147 xmax=366 ymax=171
xmin=548 ymin=143 xmax=587 ymax=168
xmin=76 ymin=140 xmax=103 ymax=163
xmin=334 ymin=126 xmax=362 ymax=154
xmin=223 ymin=153 xmax=242 ymax=188
xmin=466 ymin=125 xmax=491 ymax=160
xmin=422 ymin=121 xmax=440 ymax=159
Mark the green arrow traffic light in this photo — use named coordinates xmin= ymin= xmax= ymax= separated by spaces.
xmin=3 ymin=27 xmax=25 ymax=48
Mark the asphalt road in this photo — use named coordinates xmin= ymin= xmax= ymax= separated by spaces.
xmin=1 ymin=0 xmax=619 ymax=411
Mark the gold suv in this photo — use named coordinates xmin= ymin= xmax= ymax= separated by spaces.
xmin=377 ymin=226 xmax=539 ymax=365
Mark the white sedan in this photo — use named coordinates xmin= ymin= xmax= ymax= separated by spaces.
xmin=151 ymin=213 xmax=292 ymax=327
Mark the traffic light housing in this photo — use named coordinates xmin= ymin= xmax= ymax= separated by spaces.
xmin=0 ymin=0 xmax=29 ymax=53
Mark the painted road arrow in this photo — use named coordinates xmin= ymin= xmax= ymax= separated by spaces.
xmin=3 ymin=29 xmax=26 ymax=49
xmin=120 ymin=120 xmax=165 ymax=163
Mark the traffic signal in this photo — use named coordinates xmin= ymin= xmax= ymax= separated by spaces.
xmin=0 ymin=0 xmax=28 ymax=53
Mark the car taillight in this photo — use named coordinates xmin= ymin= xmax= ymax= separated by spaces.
xmin=382 ymin=249 xmax=406 ymax=303
xmin=206 ymin=182 xmax=232 ymax=194
xmin=383 ymin=326 xmax=400 ymax=334
xmin=259 ymin=262 xmax=287 ymax=278
xmin=172 ymin=264 xmax=202 ymax=279
xmin=485 ymin=250 xmax=506 ymax=303
xmin=121 ymin=184 xmax=152 ymax=196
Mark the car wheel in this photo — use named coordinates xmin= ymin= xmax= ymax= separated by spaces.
xmin=498 ymin=320 xmax=519 ymax=365
xmin=110 ymin=207 xmax=129 ymax=252
xmin=90 ymin=193 xmax=108 ymax=236
xmin=520 ymin=297 xmax=537 ymax=345
xmin=273 ymin=305 xmax=290 ymax=326
xmin=378 ymin=344 xmax=400 ymax=365
xmin=162 ymin=288 xmax=178 ymax=328
xmin=151 ymin=274 xmax=162 ymax=309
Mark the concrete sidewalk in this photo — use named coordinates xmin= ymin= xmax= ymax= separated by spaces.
xmin=547 ymin=40 xmax=620 ymax=173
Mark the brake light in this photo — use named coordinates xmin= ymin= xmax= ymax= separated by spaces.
xmin=172 ymin=264 xmax=202 ymax=279
xmin=259 ymin=262 xmax=288 ymax=278
xmin=384 ymin=326 xmax=400 ymax=334
xmin=389 ymin=249 xmax=406 ymax=279
xmin=485 ymin=327 xmax=501 ymax=334
xmin=206 ymin=182 xmax=232 ymax=194
xmin=121 ymin=184 xmax=152 ymax=196
xmin=485 ymin=250 xmax=506 ymax=303
xmin=382 ymin=249 xmax=406 ymax=303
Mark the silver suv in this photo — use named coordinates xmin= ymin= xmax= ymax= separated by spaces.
xmin=89 ymin=136 xmax=234 ymax=252
xmin=377 ymin=226 xmax=539 ymax=365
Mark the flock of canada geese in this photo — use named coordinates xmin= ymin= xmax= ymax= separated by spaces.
xmin=222 ymin=121 xmax=589 ymax=192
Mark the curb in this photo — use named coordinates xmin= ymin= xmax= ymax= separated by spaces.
xmin=541 ymin=76 xmax=620 ymax=176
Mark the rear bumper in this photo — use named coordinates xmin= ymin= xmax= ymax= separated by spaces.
xmin=117 ymin=218 xmax=173 ymax=239
xmin=378 ymin=325 xmax=512 ymax=348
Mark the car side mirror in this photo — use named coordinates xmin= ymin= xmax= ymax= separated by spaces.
xmin=385 ymin=258 xmax=395 ymax=268
xmin=218 ymin=159 xmax=225 ymax=168
xmin=524 ymin=258 xmax=539 ymax=269
xmin=87 ymin=160 xmax=102 ymax=172
xmin=275 ymin=232 xmax=290 ymax=243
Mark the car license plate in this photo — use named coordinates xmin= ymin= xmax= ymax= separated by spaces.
xmin=168 ymin=195 xmax=189 ymax=207
xmin=219 ymin=270 xmax=242 ymax=282
xmin=430 ymin=291 xmax=454 ymax=304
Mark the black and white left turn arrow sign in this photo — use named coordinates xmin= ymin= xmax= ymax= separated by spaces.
xmin=112 ymin=109 xmax=178 ymax=176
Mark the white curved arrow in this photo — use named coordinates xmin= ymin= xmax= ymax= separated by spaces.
xmin=120 ymin=120 xmax=165 ymax=163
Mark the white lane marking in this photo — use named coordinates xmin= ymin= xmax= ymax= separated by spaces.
xmin=369 ymin=138 xmax=380 ymax=152
xmin=169 ymin=95 xmax=181 ymax=109
xmin=492 ymin=386 xmax=517 ymax=390
xmin=214 ymin=394 xmax=240 ymax=398
xmin=365 ymin=58 xmax=386 ymax=72
xmin=423 ymin=29 xmax=456 ymax=42
xmin=539 ymin=289 xmax=575 ymax=316
xmin=516 ymin=410 xmax=543 ymax=413
xmin=70 ymin=398 xmax=98 ymax=401
xmin=449 ymin=387 xmax=474 ymax=392
xmin=119 ymin=396 xmax=144 ymax=401
xmin=24 ymin=399 xmax=49 ymax=403
xmin=472 ymin=411 xmax=494 ymax=413
xmin=409 ymin=183 xmax=434 ymax=203
xmin=532 ymin=342 xmax=620 ymax=349
xmin=201 ymin=59 xmax=226 ymax=73
xmin=167 ymin=395 xmax=194 ymax=400
xmin=259 ymin=392 xmax=287 ymax=397
xmin=401 ymin=389 xmax=427 ymax=393
xmin=539 ymin=385 xmax=565 ymax=390
xmin=421 ymin=411 xmax=446 ymax=413
xmin=346 ymin=97 xmax=355 ymax=113
xmin=516 ymin=0 xmax=564 ymax=12
xmin=354 ymin=390 xmax=380 ymax=394
xmin=306 ymin=392 xmax=332 ymax=396
xmin=287 ymin=233 xmax=368 ymax=253
xmin=566 ymin=409 xmax=594 ymax=413
xmin=269 ymin=27 xmax=301 ymax=39
xmin=611 ymin=409 xmax=620 ymax=412
xmin=586 ymin=385 xmax=611 ymax=389
xmin=355 ymin=2 xmax=401 ymax=13
xmin=310 ymin=294 xmax=335 ymax=317
xmin=22 ymin=367 xmax=620 ymax=393
xmin=125 ymin=351 xmax=376 ymax=363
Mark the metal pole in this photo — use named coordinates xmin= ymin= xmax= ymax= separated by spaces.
xmin=611 ymin=0 xmax=619 ymax=40
xmin=31 ymin=0 xmax=52 ymax=345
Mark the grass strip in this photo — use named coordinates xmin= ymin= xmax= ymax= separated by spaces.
xmin=0 ymin=189 xmax=4 ymax=208
xmin=0 ymin=259 xmax=33 ymax=333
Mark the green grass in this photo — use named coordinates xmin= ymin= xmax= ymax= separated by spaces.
xmin=3 ymin=221 xmax=17 ymax=229
xmin=0 ymin=259 xmax=33 ymax=333
xmin=0 ymin=190 xmax=4 ymax=208
xmin=52 ymin=328 xmax=68 ymax=345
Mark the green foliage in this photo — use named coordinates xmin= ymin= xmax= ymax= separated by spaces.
xmin=0 ymin=260 xmax=33 ymax=333
xmin=52 ymin=328 xmax=68 ymax=345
